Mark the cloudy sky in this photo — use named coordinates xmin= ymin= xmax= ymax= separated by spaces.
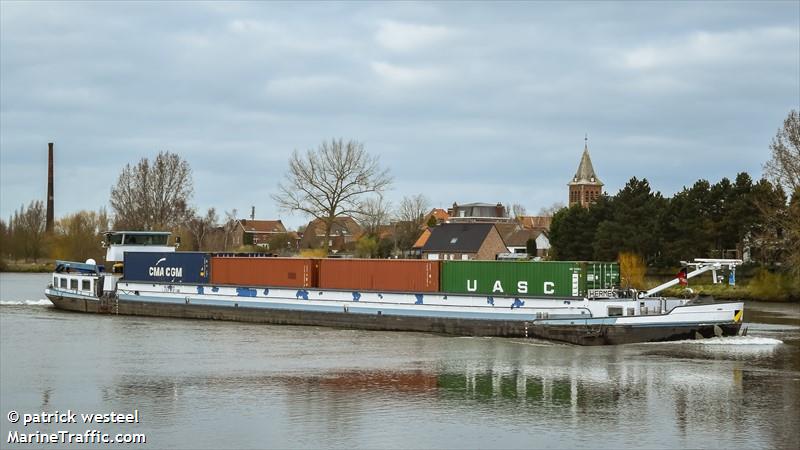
xmin=1 ymin=1 xmax=798 ymax=230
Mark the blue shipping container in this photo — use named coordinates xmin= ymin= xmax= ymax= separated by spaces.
xmin=123 ymin=252 xmax=210 ymax=284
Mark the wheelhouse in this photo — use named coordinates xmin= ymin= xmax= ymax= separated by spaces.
xmin=102 ymin=231 xmax=176 ymax=265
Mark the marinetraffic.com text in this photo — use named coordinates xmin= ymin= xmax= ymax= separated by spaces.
xmin=6 ymin=409 xmax=146 ymax=445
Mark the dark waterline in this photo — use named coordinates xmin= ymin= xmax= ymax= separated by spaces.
xmin=2 ymin=273 xmax=798 ymax=449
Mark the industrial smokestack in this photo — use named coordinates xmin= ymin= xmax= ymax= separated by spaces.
xmin=46 ymin=142 xmax=54 ymax=233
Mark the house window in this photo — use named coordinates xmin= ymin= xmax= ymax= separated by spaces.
xmin=461 ymin=254 xmax=469 ymax=260
xmin=427 ymin=254 xmax=439 ymax=260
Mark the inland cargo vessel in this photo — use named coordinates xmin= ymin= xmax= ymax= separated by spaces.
xmin=44 ymin=231 xmax=745 ymax=345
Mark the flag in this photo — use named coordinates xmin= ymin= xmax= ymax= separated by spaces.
xmin=677 ymin=268 xmax=688 ymax=286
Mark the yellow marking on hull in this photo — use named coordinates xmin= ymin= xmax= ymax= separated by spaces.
xmin=734 ymin=310 xmax=743 ymax=323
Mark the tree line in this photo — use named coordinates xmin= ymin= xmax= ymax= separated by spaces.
xmin=2 ymin=111 xmax=797 ymax=275
xmin=549 ymin=174 xmax=791 ymax=264
xmin=550 ymin=110 xmax=799 ymax=282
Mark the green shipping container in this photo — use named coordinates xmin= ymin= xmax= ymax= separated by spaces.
xmin=440 ymin=261 xmax=584 ymax=297
xmin=583 ymin=262 xmax=620 ymax=294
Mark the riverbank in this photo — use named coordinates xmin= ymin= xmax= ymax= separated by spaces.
xmin=659 ymin=270 xmax=799 ymax=302
xmin=0 ymin=260 xmax=54 ymax=273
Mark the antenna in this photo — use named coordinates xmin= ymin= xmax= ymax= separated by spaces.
xmin=250 ymin=206 xmax=255 ymax=220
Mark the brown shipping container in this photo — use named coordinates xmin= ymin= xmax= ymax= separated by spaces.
xmin=210 ymin=257 xmax=319 ymax=288
xmin=318 ymin=259 xmax=440 ymax=292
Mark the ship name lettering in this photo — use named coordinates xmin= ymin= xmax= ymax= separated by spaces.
xmin=149 ymin=266 xmax=183 ymax=277
xmin=492 ymin=280 xmax=504 ymax=293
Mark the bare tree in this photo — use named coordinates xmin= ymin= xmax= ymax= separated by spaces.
xmin=52 ymin=208 xmax=108 ymax=262
xmin=0 ymin=218 xmax=8 ymax=263
xmin=222 ymin=209 xmax=238 ymax=251
xmin=511 ymin=203 xmax=527 ymax=219
xmin=185 ymin=208 xmax=218 ymax=251
xmin=537 ymin=202 xmax=566 ymax=217
xmin=110 ymin=151 xmax=193 ymax=231
xmin=356 ymin=196 xmax=392 ymax=236
xmin=272 ymin=139 xmax=392 ymax=252
xmin=764 ymin=110 xmax=800 ymax=194
xmin=12 ymin=201 xmax=47 ymax=262
xmin=395 ymin=194 xmax=431 ymax=252
xmin=762 ymin=111 xmax=800 ymax=277
xmin=396 ymin=194 xmax=430 ymax=226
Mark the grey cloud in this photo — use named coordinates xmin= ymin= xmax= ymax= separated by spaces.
xmin=1 ymin=1 xmax=797 ymax=231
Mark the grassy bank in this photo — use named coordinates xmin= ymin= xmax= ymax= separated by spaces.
xmin=658 ymin=269 xmax=799 ymax=302
xmin=1 ymin=260 xmax=55 ymax=273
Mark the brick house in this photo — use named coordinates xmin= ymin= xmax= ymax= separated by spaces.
xmin=421 ymin=223 xmax=507 ymax=260
xmin=447 ymin=202 xmax=513 ymax=222
xmin=299 ymin=216 xmax=363 ymax=252
xmin=509 ymin=216 xmax=552 ymax=257
xmin=231 ymin=219 xmax=288 ymax=247
xmin=422 ymin=208 xmax=450 ymax=227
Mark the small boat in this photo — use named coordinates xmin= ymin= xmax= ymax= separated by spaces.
xmin=44 ymin=231 xmax=744 ymax=346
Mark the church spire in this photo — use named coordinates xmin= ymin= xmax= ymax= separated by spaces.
xmin=569 ymin=138 xmax=602 ymax=186
xmin=568 ymin=136 xmax=604 ymax=207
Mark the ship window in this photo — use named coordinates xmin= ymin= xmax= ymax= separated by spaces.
xmin=53 ymin=276 xmax=58 ymax=286
xmin=122 ymin=233 xmax=168 ymax=246
xmin=607 ymin=306 xmax=623 ymax=317
xmin=70 ymin=279 xmax=78 ymax=290
xmin=450 ymin=237 xmax=458 ymax=244
xmin=82 ymin=280 xmax=91 ymax=291
xmin=60 ymin=278 xmax=67 ymax=288
xmin=106 ymin=234 xmax=123 ymax=245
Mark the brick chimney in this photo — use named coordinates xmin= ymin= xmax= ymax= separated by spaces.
xmin=46 ymin=142 xmax=54 ymax=233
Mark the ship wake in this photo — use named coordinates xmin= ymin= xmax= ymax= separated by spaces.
xmin=669 ymin=336 xmax=783 ymax=346
xmin=0 ymin=299 xmax=53 ymax=306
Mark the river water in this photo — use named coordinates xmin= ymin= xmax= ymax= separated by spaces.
xmin=1 ymin=272 xmax=798 ymax=449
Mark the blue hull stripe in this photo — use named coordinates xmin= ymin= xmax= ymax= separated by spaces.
xmin=116 ymin=293 xmax=542 ymax=321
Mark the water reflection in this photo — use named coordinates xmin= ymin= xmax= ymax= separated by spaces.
xmin=3 ymin=275 xmax=798 ymax=449
xmin=96 ymin=337 xmax=799 ymax=448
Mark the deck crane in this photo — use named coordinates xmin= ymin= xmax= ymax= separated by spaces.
xmin=640 ymin=258 xmax=743 ymax=298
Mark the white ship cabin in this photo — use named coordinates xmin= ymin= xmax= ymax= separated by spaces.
xmin=103 ymin=231 xmax=176 ymax=264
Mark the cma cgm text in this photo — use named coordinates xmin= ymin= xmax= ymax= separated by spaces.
xmin=148 ymin=267 xmax=182 ymax=277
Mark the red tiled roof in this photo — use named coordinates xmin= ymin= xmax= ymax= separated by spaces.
xmin=517 ymin=216 xmax=552 ymax=230
xmin=429 ymin=208 xmax=449 ymax=221
xmin=238 ymin=219 xmax=287 ymax=233
xmin=412 ymin=228 xmax=432 ymax=249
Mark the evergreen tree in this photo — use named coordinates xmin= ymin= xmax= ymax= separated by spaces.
xmin=593 ymin=178 xmax=666 ymax=263
xmin=661 ymin=180 xmax=713 ymax=263
xmin=549 ymin=196 xmax=611 ymax=260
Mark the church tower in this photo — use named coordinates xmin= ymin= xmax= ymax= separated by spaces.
xmin=568 ymin=137 xmax=603 ymax=207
